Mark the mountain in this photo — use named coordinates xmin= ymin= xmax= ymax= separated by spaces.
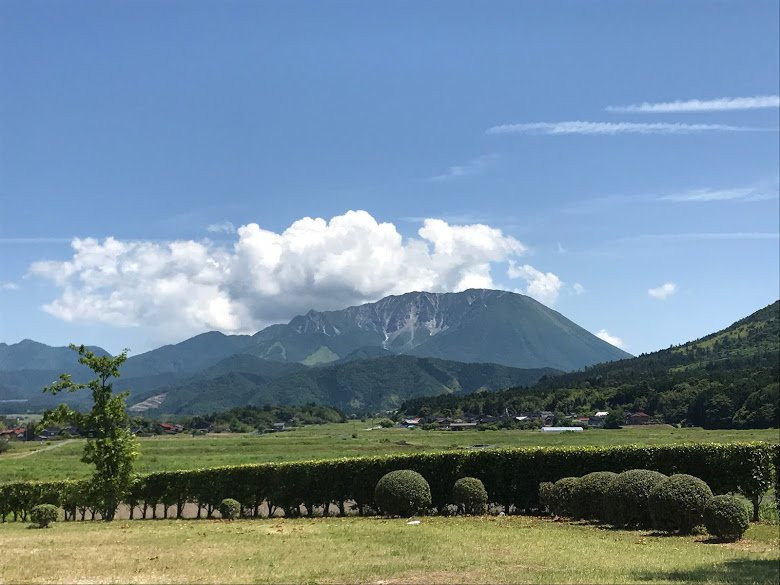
xmin=131 ymin=354 xmax=560 ymax=414
xmin=401 ymin=300 xmax=780 ymax=429
xmin=244 ymin=289 xmax=631 ymax=370
xmin=0 ymin=289 xmax=629 ymax=412
xmin=0 ymin=339 xmax=110 ymax=371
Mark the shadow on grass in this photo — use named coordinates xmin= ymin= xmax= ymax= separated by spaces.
xmin=633 ymin=559 xmax=780 ymax=584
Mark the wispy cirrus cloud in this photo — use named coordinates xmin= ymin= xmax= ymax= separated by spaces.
xmin=563 ymin=183 xmax=778 ymax=213
xmin=606 ymin=95 xmax=780 ymax=113
xmin=0 ymin=237 xmax=72 ymax=244
xmin=486 ymin=121 xmax=768 ymax=136
xmin=429 ymin=154 xmax=498 ymax=181
xmin=613 ymin=232 xmax=779 ymax=243
xmin=206 ymin=221 xmax=236 ymax=234
xmin=658 ymin=186 xmax=778 ymax=203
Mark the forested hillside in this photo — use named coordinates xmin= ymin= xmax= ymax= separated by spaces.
xmin=402 ymin=301 xmax=779 ymax=429
xmin=135 ymin=354 xmax=560 ymax=414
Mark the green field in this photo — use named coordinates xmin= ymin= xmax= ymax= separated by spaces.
xmin=0 ymin=515 xmax=777 ymax=584
xmin=1 ymin=424 xmax=777 ymax=483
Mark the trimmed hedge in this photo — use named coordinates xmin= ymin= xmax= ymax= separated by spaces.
xmin=549 ymin=477 xmax=579 ymax=517
xmin=375 ymin=470 xmax=432 ymax=517
xmin=0 ymin=442 xmax=775 ymax=521
xmin=606 ymin=469 xmax=667 ymax=528
xmin=452 ymin=477 xmax=488 ymax=515
xmin=219 ymin=498 xmax=241 ymax=520
xmin=649 ymin=474 xmax=713 ymax=534
xmin=571 ymin=471 xmax=618 ymax=520
xmin=704 ymin=495 xmax=750 ymax=542
xmin=30 ymin=504 xmax=58 ymax=528
xmin=538 ymin=481 xmax=555 ymax=514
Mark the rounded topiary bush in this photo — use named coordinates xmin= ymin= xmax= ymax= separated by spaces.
xmin=607 ymin=469 xmax=667 ymax=528
xmin=549 ymin=477 xmax=579 ymax=517
xmin=374 ymin=469 xmax=432 ymax=517
xmin=649 ymin=474 xmax=713 ymax=533
xmin=538 ymin=481 xmax=556 ymax=514
xmin=219 ymin=498 xmax=241 ymax=520
xmin=704 ymin=495 xmax=750 ymax=542
xmin=452 ymin=477 xmax=488 ymax=515
xmin=571 ymin=471 xmax=618 ymax=521
xmin=30 ymin=504 xmax=58 ymax=528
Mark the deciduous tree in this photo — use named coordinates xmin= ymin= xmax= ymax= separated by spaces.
xmin=41 ymin=344 xmax=138 ymax=521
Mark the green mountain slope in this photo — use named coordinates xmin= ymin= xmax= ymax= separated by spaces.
xmin=135 ymin=354 xmax=560 ymax=414
xmin=245 ymin=290 xmax=631 ymax=370
xmin=401 ymin=300 xmax=780 ymax=429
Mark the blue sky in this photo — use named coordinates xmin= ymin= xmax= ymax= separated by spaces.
xmin=1 ymin=0 xmax=778 ymax=357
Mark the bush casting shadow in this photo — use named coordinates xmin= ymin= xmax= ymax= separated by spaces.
xmin=632 ymin=559 xmax=779 ymax=584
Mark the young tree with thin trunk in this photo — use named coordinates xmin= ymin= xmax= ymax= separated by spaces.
xmin=41 ymin=344 xmax=138 ymax=521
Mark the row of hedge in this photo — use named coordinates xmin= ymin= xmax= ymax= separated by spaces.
xmin=1 ymin=442 xmax=776 ymax=522
xmin=539 ymin=470 xmax=752 ymax=540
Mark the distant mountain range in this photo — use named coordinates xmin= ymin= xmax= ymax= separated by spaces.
xmin=0 ymin=289 xmax=630 ymax=414
xmin=401 ymin=300 xmax=780 ymax=429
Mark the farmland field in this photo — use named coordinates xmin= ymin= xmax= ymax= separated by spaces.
xmin=0 ymin=515 xmax=777 ymax=584
xmin=0 ymin=423 xmax=777 ymax=483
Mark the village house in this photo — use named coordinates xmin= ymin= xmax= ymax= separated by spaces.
xmin=159 ymin=422 xmax=184 ymax=434
xmin=589 ymin=411 xmax=609 ymax=427
xmin=625 ymin=411 xmax=651 ymax=425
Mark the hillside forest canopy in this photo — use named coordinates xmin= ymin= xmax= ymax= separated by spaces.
xmin=401 ymin=301 xmax=780 ymax=430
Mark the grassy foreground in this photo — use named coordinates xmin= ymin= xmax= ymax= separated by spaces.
xmin=0 ymin=516 xmax=777 ymax=584
xmin=1 ymin=424 xmax=777 ymax=483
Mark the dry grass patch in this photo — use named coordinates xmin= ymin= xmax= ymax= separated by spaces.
xmin=0 ymin=516 xmax=777 ymax=584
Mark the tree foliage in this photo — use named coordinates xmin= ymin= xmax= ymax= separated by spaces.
xmin=401 ymin=301 xmax=779 ymax=429
xmin=41 ymin=344 xmax=138 ymax=520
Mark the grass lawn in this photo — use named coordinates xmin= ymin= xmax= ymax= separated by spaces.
xmin=0 ymin=515 xmax=777 ymax=584
xmin=1 ymin=425 xmax=777 ymax=483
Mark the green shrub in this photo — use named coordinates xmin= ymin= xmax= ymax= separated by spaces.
xmin=571 ymin=471 xmax=618 ymax=520
xmin=649 ymin=474 xmax=713 ymax=533
xmin=452 ymin=477 xmax=488 ymax=515
xmin=607 ymin=469 xmax=667 ymax=527
xmin=218 ymin=498 xmax=241 ymax=520
xmin=0 ymin=439 xmax=9 ymax=454
xmin=378 ymin=419 xmax=394 ymax=428
xmin=549 ymin=477 xmax=579 ymax=517
xmin=374 ymin=470 xmax=432 ymax=517
xmin=538 ymin=481 xmax=555 ymax=514
xmin=704 ymin=495 xmax=750 ymax=541
xmin=30 ymin=504 xmax=58 ymax=528
xmin=0 ymin=443 xmax=773 ymax=521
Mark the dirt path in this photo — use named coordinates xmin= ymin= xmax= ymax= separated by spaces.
xmin=6 ymin=439 xmax=76 ymax=459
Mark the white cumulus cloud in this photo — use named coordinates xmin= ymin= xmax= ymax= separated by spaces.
xmin=595 ymin=329 xmax=625 ymax=348
xmin=507 ymin=262 xmax=563 ymax=307
xmin=606 ymin=95 xmax=780 ymax=113
xmin=29 ymin=210 xmax=532 ymax=339
xmin=486 ymin=121 xmax=765 ymax=136
xmin=648 ymin=282 xmax=678 ymax=300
